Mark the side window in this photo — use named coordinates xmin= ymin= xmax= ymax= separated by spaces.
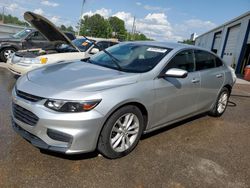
xmin=166 ymin=50 xmax=195 ymax=72
xmin=194 ymin=50 xmax=215 ymax=71
xmin=30 ymin=32 xmax=46 ymax=41
xmin=215 ymin=57 xmax=223 ymax=67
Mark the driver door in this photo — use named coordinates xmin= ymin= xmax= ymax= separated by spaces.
xmin=151 ymin=50 xmax=201 ymax=128
xmin=24 ymin=31 xmax=50 ymax=49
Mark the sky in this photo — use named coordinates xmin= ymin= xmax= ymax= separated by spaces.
xmin=0 ymin=0 xmax=249 ymax=41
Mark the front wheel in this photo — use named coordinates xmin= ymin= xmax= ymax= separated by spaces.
xmin=209 ymin=87 xmax=230 ymax=117
xmin=0 ymin=47 xmax=16 ymax=62
xmin=98 ymin=105 xmax=144 ymax=159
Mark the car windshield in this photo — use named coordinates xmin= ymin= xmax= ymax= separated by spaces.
xmin=58 ymin=38 xmax=93 ymax=52
xmin=88 ymin=43 xmax=171 ymax=73
xmin=72 ymin=38 xmax=93 ymax=52
xmin=12 ymin=29 xmax=32 ymax=39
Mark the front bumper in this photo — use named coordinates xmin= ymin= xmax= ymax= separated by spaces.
xmin=11 ymin=89 xmax=105 ymax=154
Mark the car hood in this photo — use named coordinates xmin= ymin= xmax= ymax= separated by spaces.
xmin=24 ymin=11 xmax=80 ymax=52
xmin=24 ymin=61 xmax=139 ymax=95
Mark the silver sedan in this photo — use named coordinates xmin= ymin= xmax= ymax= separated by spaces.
xmin=12 ymin=41 xmax=236 ymax=159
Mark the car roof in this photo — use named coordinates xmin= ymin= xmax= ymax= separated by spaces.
xmin=77 ymin=36 xmax=119 ymax=42
xmin=122 ymin=41 xmax=208 ymax=51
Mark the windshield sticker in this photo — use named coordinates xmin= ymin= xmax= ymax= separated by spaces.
xmin=147 ymin=48 xmax=168 ymax=53
xmin=82 ymin=42 xmax=90 ymax=46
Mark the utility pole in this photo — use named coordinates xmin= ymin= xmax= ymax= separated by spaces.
xmin=131 ymin=16 xmax=136 ymax=40
xmin=77 ymin=0 xmax=86 ymax=36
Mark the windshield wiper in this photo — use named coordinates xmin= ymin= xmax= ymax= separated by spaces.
xmin=82 ymin=35 xmax=122 ymax=71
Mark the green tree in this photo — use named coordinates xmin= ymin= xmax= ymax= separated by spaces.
xmin=60 ymin=25 xmax=67 ymax=31
xmin=59 ymin=25 xmax=75 ymax=33
xmin=79 ymin=13 xmax=151 ymax=41
xmin=179 ymin=39 xmax=194 ymax=45
xmin=0 ymin=14 xmax=28 ymax=26
xmin=127 ymin=32 xmax=152 ymax=41
xmin=108 ymin=16 xmax=127 ymax=40
xmin=80 ymin=14 xmax=112 ymax=38
xmin=67 ymin=26 xmax=74 ymax=33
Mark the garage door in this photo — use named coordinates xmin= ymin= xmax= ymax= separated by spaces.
xmin=223 ymin=24 xmax=240 ymax=66
xmin=212 ymin=32 xmax=222 ymax=54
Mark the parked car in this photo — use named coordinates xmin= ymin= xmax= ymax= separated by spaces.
xmin=0 ymin=28 xmax=76 ymax=62
xmin=11 ymin=41 xmax=236 ymax=159
xmin=6 ymin=11 xmax=118 ymax=75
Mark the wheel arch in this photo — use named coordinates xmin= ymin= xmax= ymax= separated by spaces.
xmin=96 ymin=101 xmax=149 ymax=148
xmin=0 ymin=45 xmax=19 ymax=51
xmin=223 ymin=84 xmax=232 ymax=95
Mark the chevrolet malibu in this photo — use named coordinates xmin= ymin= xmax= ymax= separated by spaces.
xmin=11 ymin=41 xmax=236 ymax=159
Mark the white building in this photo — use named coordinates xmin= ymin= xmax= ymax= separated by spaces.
xmin=195 ymin=11 xmax=250 ymax=74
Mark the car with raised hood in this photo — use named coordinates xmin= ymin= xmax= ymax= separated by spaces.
xmin=0 ymin=28 xmax=75 ymax=63
xmin=6 ymin=11 xmax=118 ymax=75
xmin=11 ymin=41 xmax=236 ymax=159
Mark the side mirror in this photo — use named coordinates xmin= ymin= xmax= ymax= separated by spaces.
xmin=90 ymin=48 xmax=100 ymax=54
xmin=162 ymin=68 xmax=188 ymax=78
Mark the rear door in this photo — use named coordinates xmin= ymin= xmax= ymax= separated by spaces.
xmin=194 ymin=50 xmax=225 ymax=111
xmin=152 ymin=49 xmax=201 ymax=127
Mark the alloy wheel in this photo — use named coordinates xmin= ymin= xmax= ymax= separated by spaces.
xmin=4 ymin=49 xmax=15 ymax=59
xmin=110 ymin=113 xmax=140 ymax=152
xmin=217 ymin=92 xmax=228 ymax=114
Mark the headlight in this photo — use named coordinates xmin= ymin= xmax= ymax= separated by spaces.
xmin=21 ymin=57 xmax=40 ymax=64
xmin=44 ymin=99 xmax=101 ymax=112
xmin=21 ymin=57 xmax=48 ymax=64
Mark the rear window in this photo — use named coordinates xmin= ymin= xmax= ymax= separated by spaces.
xmin=194 ymin=50 xmax=215 ymax=71
xmin=215 ymin=57 xmax=223 ymax=67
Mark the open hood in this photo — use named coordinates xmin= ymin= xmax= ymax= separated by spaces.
xmin=24 ymin=11 xmax=80 ymax=52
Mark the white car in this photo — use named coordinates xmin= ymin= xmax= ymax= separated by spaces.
xmin=6 ymin=11 xmax=118 ymax=76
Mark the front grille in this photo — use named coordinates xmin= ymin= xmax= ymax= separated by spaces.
xmin=12 ymin=104 xmax=39 ymax=126
xmin=16 ymin=90 xmax=44 ymax=102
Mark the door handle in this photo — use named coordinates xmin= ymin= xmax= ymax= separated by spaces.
xmin=191 ymin=78 xmax=200 ymax=83
xmin=216 ymin=74 xmax=223 ymax=78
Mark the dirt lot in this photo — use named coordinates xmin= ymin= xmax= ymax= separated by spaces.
xmin=0 ymin=67 xmax=250 ymax=188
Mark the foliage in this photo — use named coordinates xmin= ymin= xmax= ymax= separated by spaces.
xmin=108 ymin=16 xmax=127 ymax=40
xmin=126 ymin=32 xmax=152 ymax=41
xmin=79 ymin=14 xmax=151 ymax=41
xmin=0 ymin=14 xmax=28 ymax=26
xmin=59 ymin=25 xmax=75 ymax=33
xmin=179 ymin=39 xmax=194 ymax=45
xmin=80 ymin=14 xmax=112 ymax=38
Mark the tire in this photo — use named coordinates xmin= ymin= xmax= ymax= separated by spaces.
xmin=98 ymin=105 xmax=144 ymax=159
xmin=0 ymin=47 xmax=16 ymax=62
xmin=208 ymin=87 xmax=230 ymax=117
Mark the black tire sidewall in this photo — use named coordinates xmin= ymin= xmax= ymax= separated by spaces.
xmin=0 ymin=47 xmax=16 ymax=62
xmin=211 ymin=88 xmax=229 ymax=117
xmin=98 ymin=105 xmax=144 ymax=159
